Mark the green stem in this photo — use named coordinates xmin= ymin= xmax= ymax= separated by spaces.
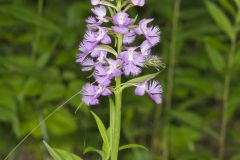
xmin=218 ymin=36 xmax=237 ymax=160
xmin=163 ymin=0 xmax=181 ymax=159
xmin=32 ymin=0 xmax=44 ymax=63
xmin=218 ymin=7 xmax=239 ymax=159
xmin=111 ymin=1 xmax=122 ymax=159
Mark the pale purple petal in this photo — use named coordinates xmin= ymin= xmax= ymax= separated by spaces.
xmin=123 ymin=30 xmax=136 ymax=44
xmin=112 ymin=12 xmax=132 ymax=26
xmin=131 ymin=0 xmax=145 ymax=6
xmin=81 ymin=58 xmax=95 ymax=71
xmin=91 ymin=6 xmax=108 ymax=23
xmin=134 ymin=81 xmax=147 ymax=96
xmin=147 ymin=80 xmax=163 ymax=104
xmin=112 ymin=26 xmax=129 ymax=34
xmin=91 ymin=0 xmax=100 ymax=5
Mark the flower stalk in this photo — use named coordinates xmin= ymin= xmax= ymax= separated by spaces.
xmin=163 ymin=0 xmax=181 ymax=159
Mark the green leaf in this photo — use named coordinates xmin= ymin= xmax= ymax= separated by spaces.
xmin=205 ymin=43 xmax=225 ymax=73
xmin=55 ymin=149 xmax=83 ymax=160
xmin=206 ymin=1 xmax=234 ymax=39
xmin=219 ymin=0 xmax=236 ymax=15
xmin=0 ymin=5 xmax=61 ymax=33
xmin=40 ymin=83 xmax=66 ymax=102
xmin=170 ymin=110 xmax=218 ymax=139
xmin=47 ymin=109 xmax=77 ymax=136
xmin=43 ymin=141 xmax=62 ymax=160
xmin=95 ymin=45 xmax=118 ymax=57
xmin=100 ymin=1 xmax=116 ymax=9
xmin=43 ymin=141 xmax=83 ymax=160
xmin=126 ymin=72 xmax=160 ymax=84
xmin=109 ymin=97 xmax=115 ymax=150
xmin=83 ymin=146 xmax=104 ymax=157
xmin=119 ymin=144 xmax=148 ymax=151
xmin=234 ymin=0 xmax=240 ymax=9
xmin=90 ymin=111 xmax=110 ymax=154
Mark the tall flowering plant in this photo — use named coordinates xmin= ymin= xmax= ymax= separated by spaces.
xmin=75 ymin=0 xmax=163 ymax=159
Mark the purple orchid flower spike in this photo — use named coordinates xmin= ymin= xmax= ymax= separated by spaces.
xmin=119 ymin=47 xmax=145 ymax=76
xmin=112 ymin=12 xmax=133 ymax=34
xmin=135 ymin=80 xmax=163 ymax=104
xmin=131 ymin=0 xmax=145 ymax=7
xmin=77 ymin=0 xmax=163 ymax=106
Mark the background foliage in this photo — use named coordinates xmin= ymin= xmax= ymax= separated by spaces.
xmin=0 ymin=0 xmax=240 ymax=160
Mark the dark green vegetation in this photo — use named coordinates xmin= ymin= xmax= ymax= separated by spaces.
xmin=0 ymin=0 xmax=240 ymax=159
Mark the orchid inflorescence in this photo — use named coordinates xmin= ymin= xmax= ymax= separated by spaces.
xmin=77 ymin=0 xmax=163 ymax=106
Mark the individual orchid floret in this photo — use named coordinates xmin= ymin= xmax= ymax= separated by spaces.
xmin=82 ymin=83 xmax=112 ymax=106
xmin=77 ymin=27 xmax=111 ymax=61
xmin=86 ymin=16 xmax=102 ymax=28
xmin=81 ymin=58 xmax=95 ymax=71
xmin=91 ymin=6 xmax=109 ymax=23
xmin=135 ymin=19 xmax=154 ymax=35
xmin=119 ymin=47 xmax=145 ymax=76
xmin=136 ymin=19 xmax=160 ymax=47
xmin=94 ymin=59 xmax=122 ymax=86
xmin=140 ymin=40 xmax=152 ymax=56
xmin=131 ymin=0 xmax=145 ymax=7
xmin=123 ymin=30 xmax=136 ymax=44
xmin=112 ymin=12 xmax=133 ymax=34
xmin=135 ymin=80 xmax=163 ymax=104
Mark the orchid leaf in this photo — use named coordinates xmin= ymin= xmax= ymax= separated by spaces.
xmin=95 ymin=45 xmax=118 ymax=57
xmin=206 ymin=1 xmax=234 ymax=40
xmin=43 ymin=141 xmax=83 ymax=160
xmin=83 ymin=146 xmax=104 ymax=158
xmin=90 ymin=111 xmax=110 ymax=155
xmin=119 ymin=144 xmax=148 ymax=151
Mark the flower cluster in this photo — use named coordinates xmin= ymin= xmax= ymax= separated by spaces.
xmin=77 ymin=0 xmax=163 ymax=106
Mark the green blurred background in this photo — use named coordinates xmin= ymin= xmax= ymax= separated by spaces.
xmin=0 ymin=0 xmax=240 ymax=159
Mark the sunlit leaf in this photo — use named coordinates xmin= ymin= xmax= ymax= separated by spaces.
xmin=95 ymin=45 xmax=118 ymax=57
xmin=43 ymin=141 xmax=83 ymax=160
xmin=43 ymin=141 xmax=62 ymax=160
xmin=206 ymin=1 xmax=234 ymax=39
xmin=0 ymin=5 xmax=61 ymax=33
xmin=119 ymin=144 xmax=148 ymax=151
xmin=90 ymin=111 xmax=110 ymax=154
xmin=126 ymin=72 xmax=159 ymax=84
xmin=83 ymin=146 xmax=104 ymax=157
xmin=205 ymin=43 xmax=225 ymax=74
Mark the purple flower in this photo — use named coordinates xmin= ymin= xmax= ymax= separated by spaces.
xmin=94 ymin=58 xmax=122 ymax=86
xmin=77 ymin=0 xmax=163 ymax=106
xmin=112 ymin=12 xmax=132 ymax=34
xmin=135 ymin=80 xmax=162 ymax=104
xmin=86 ymin=16 xmax=101 ymax=28
xmin=81 ymin=58 xmax=95 ymax=71
xmin=91 ymin=6 xmax=109 ymax=23
xmin=135 ymin=19 xmax=160 ymax=47
xmin=91 ymin=50 xmax=107 ymax=64
xmin=76 ymin=27 xmax=111 ymax=63
xmin=123 ymin=30 xmax=136 ymax=44
xmin=119 ymin=47 xmax=145 ymax=76
xmin=82 ymin=83 xmax=112 ymax=106
xmin=91 ymin=0 xmax=100 ymax=5
xmin=131 ymin=0 xmax=145 ymax=7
